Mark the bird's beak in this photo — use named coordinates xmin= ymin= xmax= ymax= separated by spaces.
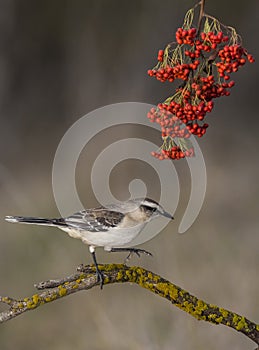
xmin=162 ymin=211 xmax=174 ymax=220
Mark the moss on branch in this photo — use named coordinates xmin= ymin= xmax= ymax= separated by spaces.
xmin=0 ymin=264 xmax=258 ymax=347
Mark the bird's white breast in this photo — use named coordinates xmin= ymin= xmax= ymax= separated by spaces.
xmin=60 ymin=223 xmax=146 ymax=249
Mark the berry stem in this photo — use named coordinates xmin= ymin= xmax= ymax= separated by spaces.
xmin=197 ymin=0 xmax=206 ymax=34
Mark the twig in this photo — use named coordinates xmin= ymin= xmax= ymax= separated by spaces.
xmin=0 ymin=264 xmax=258 ymax=347
xmin=197 ymin=0 xmax=206 ymax=34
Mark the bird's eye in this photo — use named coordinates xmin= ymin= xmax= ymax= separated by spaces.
xmin=142 ymin=205 xmax=157 ymax=212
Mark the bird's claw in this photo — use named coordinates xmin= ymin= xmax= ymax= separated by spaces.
xmin=77 ymin=263 xmax=104 ymax=289
xmin=125 ymin=248 xmax=153 ymax=262
xmin=96 ymin=268 xmax=105 ymax=289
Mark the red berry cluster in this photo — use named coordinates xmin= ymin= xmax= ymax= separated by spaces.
xmin=152 ymin=146 xmax=195 ymax=161
xmin=217 ymin=45 xmax=255 ymax=78
xmin=148 ymin=29 xmax=253 ymax=86
xmin=191 ymin=75 xmax=235 ymax=100
xmin=157 ymin=49 xmax=164 ymax=62
xmin=176 ymin=27 xmax=197 ymax=45
xmin=147 ymin=10 xmax=255 ymax=160
xmin=148 ymin=99 xmax=210 ymax=139
xmin=148 ymin=61 xmax=199 ymax=82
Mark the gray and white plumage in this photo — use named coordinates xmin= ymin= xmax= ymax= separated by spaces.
xmin=5 ymin=197 xmax=173 ymax=251
xmin=5 ymin=197 xmax=173 ymax=288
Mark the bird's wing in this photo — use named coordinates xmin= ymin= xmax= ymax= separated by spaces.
xmin=64 ymin=208 xmax=125 ymax=232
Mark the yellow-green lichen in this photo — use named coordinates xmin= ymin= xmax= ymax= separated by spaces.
xmin=116 ymin=270 xmax=124 ymax=281
xmin=183 ymin=301 xmax=194 ymax=313
xmin=155 ymin=282 xmax=170 ymax=296
xmin=169 ymin=286 xmax=179 ymax=300
xmin=219 ymin=308 xmax=229 ymax=318
xmin=105 ymin=263 xmax=124 ymax=272
xmin=134 ymin=268 xmax=146 ymax=285
xmin=125 ymin=269 xmax=133 ymax=281
xmin=232 ymin=314 xmax=248 ymax=331
xmin=152 ymin=275 xmax=161 ymax=284
xmin=32 ymin=294 xmax=40 ymax=305
xmin=209 ymin=303 xmax=218 ymax=309
xmin=236 ymin=316 xmax=247 ymax=331
xmin=152 ymin=281 xmax=179 ymax=300
xmin=58 ymin=286 xmax=67 ymax=297
xmin=72 ymin=283 xmax=79 ymax=290
xmin=178 ymin=289 xmax=186 ymax=299
xmin=196 ymin=300 xmax=208 ymax=313
xmin=147 ymin=272 xmax=153 ymax=280
xmin=215 ymin=316 xmax=223 ymax=323
xmin=26 ymin=295 xmax=39 ymax=309
xmin=180 ymin=300 xmax=205 ymax=321
xmin=232 ymin=314 xmax=240 ymax=324
xmin=2 ymin=297 xmax=14 ymax=306
xmin=193 ymin=300 xmax=208 ymax=319
xmin=44 ymin=293 xmax=58 ymax=303
xmin=104 ymin=277 xmax=110 ymax=285
xmin=208 ymin=313 xmax=217 ymax=321
xmin=135 ymin=268 xmax=144 ymax=278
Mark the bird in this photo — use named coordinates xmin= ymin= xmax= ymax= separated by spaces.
xmin=5 ymin=197 xmax=173 ymax=288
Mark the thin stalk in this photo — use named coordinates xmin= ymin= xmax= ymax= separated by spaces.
xmin=197 ymin=0 xmax=206 ymax=34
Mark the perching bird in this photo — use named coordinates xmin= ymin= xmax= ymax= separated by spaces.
xmin=5 ymin=197 xmax=173 ymax=288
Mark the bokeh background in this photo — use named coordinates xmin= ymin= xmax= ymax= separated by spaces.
xmin=0 ymin=0 xmax=258 ymax=349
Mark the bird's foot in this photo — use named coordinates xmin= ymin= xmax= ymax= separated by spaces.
xmin=95 ymin=266 xmax=105 ymax=289
xmin=110 ymin=247 xmax=153 ymax=263
xmin=77 ymin=263 xmax=104 ymax=289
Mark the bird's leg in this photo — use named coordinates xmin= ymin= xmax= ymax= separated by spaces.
xmin=110 ymin=247 xmax=153 ymax=263
xmin=89 ymin=246 xmax=104 ymax=289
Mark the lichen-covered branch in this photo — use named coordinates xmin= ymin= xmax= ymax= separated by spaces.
xmin=0 ymin=264 xmax=258 ymax=347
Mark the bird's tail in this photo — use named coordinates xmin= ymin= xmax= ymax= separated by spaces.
xmin=5 ymin=216 xmax=66 ymax=227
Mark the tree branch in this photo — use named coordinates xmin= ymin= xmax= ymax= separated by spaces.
xmin=0 ymin=264 xmax=258 ymax=347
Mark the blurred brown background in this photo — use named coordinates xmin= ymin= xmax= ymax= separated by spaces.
xmin=0 ymin=0 xmax=258 ymax=349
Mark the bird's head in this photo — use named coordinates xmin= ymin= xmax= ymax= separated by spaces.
xmin=132 ymin=198 xmax=174 ymax=220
